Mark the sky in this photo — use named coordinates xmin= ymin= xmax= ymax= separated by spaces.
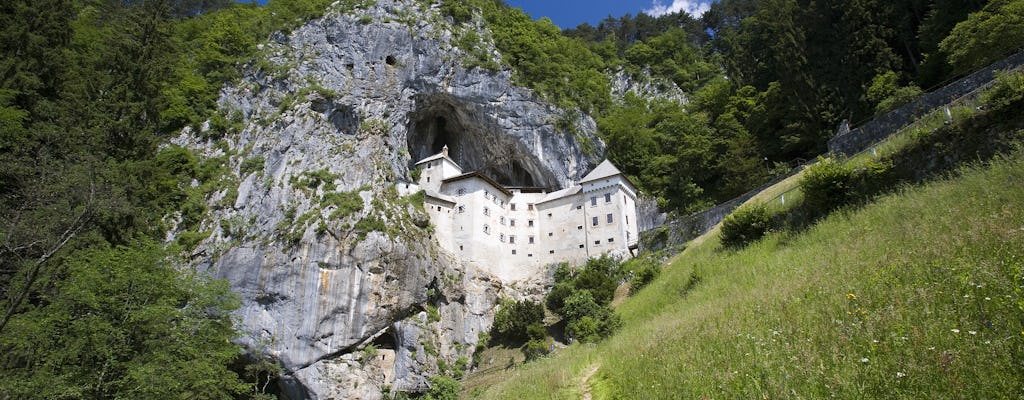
xmin=503 ymin=0 xmax=714 ymax=29
xmin=242 ymin=0 xmax=714 ymax=30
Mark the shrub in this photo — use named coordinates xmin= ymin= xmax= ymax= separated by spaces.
xmin=240 ymin=155 xmax=265 ymax=176
xmin=980 ymin=70 xmax=1024 ymax=111
xmin=720 ymin=204 xmax=772 ymax=248
xmin=544 ymin=282 xmax=574 ymax=315
xmin=492 ymin=298 xmax=544 ymax=343
xmin=801 ymin=157 xmax=855 ymax=215
xmin=626 ymin=256 xmax=661 ymax=290
xmin=423 ymin=375 xmax=459 ymax=400
xmin=523 ymin=338 xmax=549 ymax=361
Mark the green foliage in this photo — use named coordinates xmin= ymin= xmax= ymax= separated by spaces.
xmin=523 ymin=338 xmax=550 ymax=361
xmin=352 ymin=215 xmax=386 ymax=240
xmin=940 ymin=0 xmax=1024 ymax=75
xmin=427 ymin=304 xmax=441 ymax=323
xmin=492 ymin=298 xmax=544 ymax=342
xmin=623 ymin=255 xmax=661 ymax=290
xmin=423 ymin=375 xmax=460 ymax=400
xmin=561 ymin=290 xmax=621 ymax=343
xmin=322 ymin=190 xmax=364 ymax=220
xmin=720 ymin=204 xmax=772 ymax=248
xmin=866 ymin=71 xmax=923 ymax=115
xmin=362 ymin=344 xmax=378 ymax=361
xmin=409 ymin=167 xmax=422 ymax=182
xmin=176 ymin=229 xmax=212 ymax=251
xmin=0 ymin=240 xmax=246 ymax=398
xmin=291 ymin=168 xmax=339 ymax=191
xmin=980 ymin=70 xmax=1024 ymax=110
xmin=440 ymin=0 xmax=473 ymax=25
xmin=800 ymin=157 xmax=856 ymax=215
xmin=240 ymin=155 xmax=266 ymax=176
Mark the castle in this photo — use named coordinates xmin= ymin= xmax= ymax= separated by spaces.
xmin=399 ymin=146 xmax=640 ymax=281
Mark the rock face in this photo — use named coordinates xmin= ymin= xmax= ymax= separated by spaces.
xmin=173 ymin=1 xmax=600 ymax=398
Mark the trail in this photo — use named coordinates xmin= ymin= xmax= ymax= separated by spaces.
xmin=579 ymin=364 xmax=600 ymax=400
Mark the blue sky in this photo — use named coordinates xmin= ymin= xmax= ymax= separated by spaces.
xmin=502 ymin=0 xmax=712 ymax=29
xmin=241 ymin=0 xmax=713 ymax=30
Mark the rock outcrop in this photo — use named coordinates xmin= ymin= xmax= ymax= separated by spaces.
xmin=172 ymin=1 xmax=600 ymax=398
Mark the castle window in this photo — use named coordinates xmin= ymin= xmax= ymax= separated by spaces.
xmin=528 ymin=254 xmax=533 ymax=257
xmin=457 ymin=188 xmax=465 ymax=195
xmin=590 ymin=196 xmax=597 ymax=206
xmin=460 ymin=245 xmax=463 ymax=251
xmin=529 ymin=236 xmax=535 ymax=244
xmin=510 ymin=219 xmax=516 ymax=227
xmin=427 ymin=177 xmax=430 ymax=182
xmin=510 ymin=203 xmax=517 ymax=211
xmin=512 ymin=250 xmax=517 ymax=255
xmin=608 ymin=238 xmax=614 ymax=243
xmin=605 ymin=193 xmax=611 ymax=203
xmin=592 ymin=216 xmax=598 ymax=226
xmin=483 ymin=225 xmax=490 ymax=234
xmin=457 ymin=205 xmax=465 ymax=213
xmin=528 ymin=204 xmax=534 ymax=211
xmin=549 ymin=250 xmax=554 ymax=254
xmin=607 ymin=214 xmax=613 ymax=223
xmin=625 ymin=215 xmax=629 ymax=225
xmin=577 ymin=205 xmax=582 ymax=210
xmin=548 ymin=232 xmax=553 ymax=237
xmin=547 ymin=213 xmax=552 ymax=218
xmin=594 ymin=240 xmax=601 ymax=245
xmin=483 ymin=207 xmax=490 ymax=216
xmin=528 ymin=220 xmax=534 ymax=227
xmin=577 ymin=225 xmax=582 ymax=230
xmin=579 ymin=244 xmax=584 ymax=248
xmin=500 ymin=217 xmax=506 ymax=225
xmin=500 ymin=233 xmax=505 ymax=242
xmin=509 ymin=235 xmax=515 ymax=244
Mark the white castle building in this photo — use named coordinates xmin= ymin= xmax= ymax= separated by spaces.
xmin=400 ymin=146 xmax=640 ymax=281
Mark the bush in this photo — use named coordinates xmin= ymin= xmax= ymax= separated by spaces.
xmin=801 ymin=157 xmax=855 ymax=215
xmin=423 ymin=375 xmax=459 ymax=400
xmin=720 ymin=204 xmax=772 ymax=248
xmin=626 ymin=256 xmax=661 ymax=290
xmin=980 ymin=70 xmax=1024 ymax=111
xmin=523 ymin=338 xmax=549 ymax=361
xmin=240 ymin=155 xmax=265 ymax=176
xmin=545 ymin=282 xmax=574 ymax=315
xmin=492 ymin=298 xmax=544 ymax=342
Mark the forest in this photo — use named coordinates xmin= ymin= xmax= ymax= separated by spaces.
xmin=1 ymin=0 xmax=1022 ymax=398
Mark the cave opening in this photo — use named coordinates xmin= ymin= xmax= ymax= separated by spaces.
xmin=406 ymin=96 xmax=555 ymax=189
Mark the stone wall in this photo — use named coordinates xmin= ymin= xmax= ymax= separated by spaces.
xmin=829 ymin=49 xmax=1024 ymax=156
xmin=640 ymin=168 xmax=802 ymax=252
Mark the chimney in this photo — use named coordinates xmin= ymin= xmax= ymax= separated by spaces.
xmin=442 ymin=144 xmax=449 ymax=157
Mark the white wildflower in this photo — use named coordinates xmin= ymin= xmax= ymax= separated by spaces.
xmin=896 ymin=371 xmax=906 ymax=378
xmin=969 ymin=331 xmax=977 ymax=335
xmin=860 ymin=358 xmax=869 ymax=363
xmin=951 ymin=329 xmax=960 ymax=334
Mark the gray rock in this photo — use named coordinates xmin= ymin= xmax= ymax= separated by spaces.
xmin=171 ymin=0 xmax=600 ymax=398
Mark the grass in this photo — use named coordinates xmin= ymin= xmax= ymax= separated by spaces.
xmin=471 ymin=153 xmax=1024 ymax=399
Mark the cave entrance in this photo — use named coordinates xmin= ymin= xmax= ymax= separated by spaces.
xmin=406 ymin=95 xmax=556 ymax=189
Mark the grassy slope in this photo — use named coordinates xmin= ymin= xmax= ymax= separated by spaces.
xmin=473 ymin=153 xmax=1024 ymax=398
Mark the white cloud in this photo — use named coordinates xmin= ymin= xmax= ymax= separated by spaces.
xmin=645 ymin=0 xmax=711 ymax=18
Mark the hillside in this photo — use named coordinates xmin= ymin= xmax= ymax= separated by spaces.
xmin=2 ymin=0 xmax=1024 ymax=399
xmin=466 ymin=78 xmax=1024 ymax=397
xmin=470 ymin=117 xmax=1024 ymax=399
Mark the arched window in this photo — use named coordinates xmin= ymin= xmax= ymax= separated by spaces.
xmin=483 ymin=224 xmax=490 ymax=234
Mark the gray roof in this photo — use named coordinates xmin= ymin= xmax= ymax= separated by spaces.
xmin=579 ymin=160 xmax=622 ymax=183
xmin=414 ymin=153 xmax=461 ymax=170
xmin=423 ymin=190 xmax=456 ymax=205
xmin=537 ymin=185 xmax=581 ymax=204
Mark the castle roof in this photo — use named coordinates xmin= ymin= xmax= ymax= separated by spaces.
xmin=579 ymin=159 xmax=622 ymax=184
xmin=442 ymin=172 xmax=513 ymax=196
xmin=536 ymin=185 xmax=581 ymax=204
xmin=423 ymin=190 xmax=456 ymax=205
xmin=414 ymin=153 xmax=462 ymax=170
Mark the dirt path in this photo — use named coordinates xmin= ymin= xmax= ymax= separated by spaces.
xmin=579 ymin=364 xmax=600 ymax=400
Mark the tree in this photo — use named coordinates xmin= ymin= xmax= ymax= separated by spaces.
xmin=0 ymin=240 xmax=246 ymax=399
xmin=491 ymin=298 xmax=544 ymax=342
xmin=940 ymin=0 xmax=1024 ymax=75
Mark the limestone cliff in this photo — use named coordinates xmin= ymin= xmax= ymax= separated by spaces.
xmin=171 ymin=1 xmax=601 ymax=398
